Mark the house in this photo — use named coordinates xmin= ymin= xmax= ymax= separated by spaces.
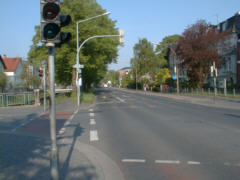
xmin=2 ymin=55 xmax=23 ymax=88
xmin=118 ymin=67 xmax=131 ymax=86
xmin=167 ymin=11 xmax=240 ymax=88
xmin=213 ymin=11 xmax=240 ymax=87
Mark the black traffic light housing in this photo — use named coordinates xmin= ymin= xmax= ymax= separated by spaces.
xmin=39 ymin=69 xmax=43 ymax=77
xmin=40 ymin=0 xmax=72 ymax=46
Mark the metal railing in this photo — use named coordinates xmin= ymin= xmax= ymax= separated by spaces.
xmin=0 ymin=92 xmax=35 ymax=107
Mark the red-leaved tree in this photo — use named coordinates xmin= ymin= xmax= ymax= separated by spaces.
xmin=179 ymin=20 xmax=227 ymax=88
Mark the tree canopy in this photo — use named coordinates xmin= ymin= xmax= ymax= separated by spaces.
xmin=130 ymin=38 xmax=161 ymax=82
xmin=0 ymin=72 xmax=7 ymax=92
xmin=155 ymin=35 xmax=181 ymax=68
xmin=179 ymin=20 xmax=226 ymax=88
xmin=28 ymin=0 xmax=120 ymax=88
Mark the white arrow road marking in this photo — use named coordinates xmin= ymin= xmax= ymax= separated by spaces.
xmin=116 ymin=96 xmax=125 ymax=103
xmin=122 ymin=159 xmax=146 ymax=163
xmin=90 ymin=119 xmax=96 ymax=125
xmin=155 ymin=160 xmax=180 ymax=164
xmin=90 ymin=130 xmax=99 ymax=141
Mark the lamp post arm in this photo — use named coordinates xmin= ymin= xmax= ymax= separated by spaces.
xmin=77 ymin=34 xmax=121 ymax=55
xmin=76 ymin=12 xmax=110 ymax=25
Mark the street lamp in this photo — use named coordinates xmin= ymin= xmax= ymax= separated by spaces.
xmin=74 ymin=12 xmax=110 ymax=107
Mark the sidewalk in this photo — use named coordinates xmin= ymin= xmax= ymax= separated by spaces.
xmin=0 ymin=100 xmax=90 ymax=180
xmin=0 ymin=99 xmax=124 ymax=180
xmin=117 ymin=88 xmax=240 ymax=110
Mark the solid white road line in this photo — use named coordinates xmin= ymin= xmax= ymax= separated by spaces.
xmin=122 ymin=159 xmax=146 ymax=163
xmin=89 ymin=113 xmax=95 ymax=117
xmin=90 ymin=130 xmax=99 ymax=141
xmin=187 ymin=161 xmax=201 ymax=165
xmin=90 ymin=119 xmax=96 ymax=125
xmin=155 ymin=160 xmax=180 ymax=164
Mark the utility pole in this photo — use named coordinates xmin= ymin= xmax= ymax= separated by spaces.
xmin=48 ymin=44 xmax=59 ymax=180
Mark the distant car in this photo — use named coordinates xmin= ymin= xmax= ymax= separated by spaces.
xmin=103 ymin=84 xmax=108 ymax=88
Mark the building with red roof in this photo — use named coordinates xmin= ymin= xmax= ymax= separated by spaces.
xmin=1 ymin=55 xmax=23 ymax=87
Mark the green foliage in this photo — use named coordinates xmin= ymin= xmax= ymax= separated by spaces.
xmin=28 ymin=0 xmax=120 ymax=89
xmin=155 ymin=35 xmax=181 ymax=67
xmin=131 ymin=38 xmax=159 ymax=77
xmin=20 ymin=63 xmax=41 ymax=89
xmin=102 ymin=70 xmax=120 ymax=86
xmin=121 ymin=72 xmax=131 ymax=88
xmin=154 ymin=68 xmax=171 ymax=85
xmin=0 ymin=72 xmax=7 ymax=92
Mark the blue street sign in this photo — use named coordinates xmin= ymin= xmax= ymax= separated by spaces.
xmin=172 ymin=75 xmax=177 ymax=80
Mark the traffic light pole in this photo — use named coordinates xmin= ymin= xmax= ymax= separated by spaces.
xmin=43 ymin=61 xmax=47 ymax=113
xmin=47 ymin=44 xmax=59 ymax=180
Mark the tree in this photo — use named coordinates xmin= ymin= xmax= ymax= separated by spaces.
xmin=0 ymin=72 xmax=7 ymax=92
xmin=28 ymin=0 xmax=120 ymax=89
xmin=130 ymin=38 xmax=160 ymax=87
xmin=155 ymin=34 xmax=181 ymax=68
xmin=102 ymin=70 xmax=120 ymax=86
xmin=121 ymin=72 xmax=131 ymax=88
xmin=178 ymin=20 xmax=226 ymax=88
xmin=20 ymin=63 xmax=41 ymax=89
xmin=155 ymin=68 xmax=171 ymax=85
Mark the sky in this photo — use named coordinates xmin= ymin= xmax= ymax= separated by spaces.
xmin=0 ymin=0 xmax=239 ymax=70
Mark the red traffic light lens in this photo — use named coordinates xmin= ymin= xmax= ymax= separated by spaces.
xmin=43 ymin=23 xmax=60 ymax=40
xmin=43 ymin=3 xmax=60 ymax=20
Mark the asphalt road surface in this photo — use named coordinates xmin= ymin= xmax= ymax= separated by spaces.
xmin=78 ymin=88 xmax=240 ymax=180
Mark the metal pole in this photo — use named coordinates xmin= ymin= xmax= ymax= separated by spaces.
xmin=43 ymin=62 xmax=46 ymax=112
xmin=214 ymin=77 xmax=216 ymax=103
xmin=136 ymin=64 xmax=138 ymax=90
xmin=76 ymin=22 xmax=80 ymax=107
xmin=176 ymin=58 xmax=180 ymax=94
xmin=48 ymin=45 xmax=59 ymax=180
xmin=224 ymin=78 xmax=227 ymax=96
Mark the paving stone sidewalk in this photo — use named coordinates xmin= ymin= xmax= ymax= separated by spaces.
xmin=0 ymin=100 xmax=103 ymax=180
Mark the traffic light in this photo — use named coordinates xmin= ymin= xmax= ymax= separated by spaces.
xmin=119 ymin=29 xmax=124 ymax=44
xmin=40 ymin=0 xmax=72 ymax=46
xmin=39 ymin=69 xmax=43 ymax=77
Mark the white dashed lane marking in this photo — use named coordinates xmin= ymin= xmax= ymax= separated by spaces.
xmin=122 ymin=159 xmax=146 ymax=163
xmin=187 ymin=161 xmax=201 ymax=165
xmin=90 ymin=130 xmax=99 ymax=141
xmin=89 ymin=113 xmax=95 ymax=117
xmin=155 ymin=160 xmax=180 ymax=164
xmin=90 ymin=119 xmax=96 ymax=125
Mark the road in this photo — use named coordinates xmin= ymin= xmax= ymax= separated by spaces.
xmin=77 ymin=88 xmax=240 ymax=180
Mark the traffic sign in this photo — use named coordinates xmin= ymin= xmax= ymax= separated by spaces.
xmin=73 ymin=64 xmax=84 ymax=69
xmin=172 ymin=75 xmax=177 ymax=80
